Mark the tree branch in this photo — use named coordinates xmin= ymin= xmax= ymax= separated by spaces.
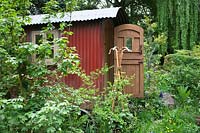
xmin=106 ymin=0 xmax=114 ymax=5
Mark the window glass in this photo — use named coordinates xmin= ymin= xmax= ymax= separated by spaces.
xmin=126 ymin=37 xmax=132 ymax=50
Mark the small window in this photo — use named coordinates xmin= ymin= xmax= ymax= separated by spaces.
xmin=35 ymin=34 xmax=43 ymax=45
xmin=125 ymin=37 xmax=133 ymax=50
xmin=32 ymin=30 xmax=59 ymax=65
xmin=35 ymin=34 xmax=44 ymax=58
xmin=46 ymin=33 xmax=55 ymax=58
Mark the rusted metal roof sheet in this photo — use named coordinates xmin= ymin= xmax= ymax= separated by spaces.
xmin=26 ymin=7 xmax=122 ymax=25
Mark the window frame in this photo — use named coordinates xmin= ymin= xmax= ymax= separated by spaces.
xmin=31 ymin=30 xmax=59 ymax=65
xmin=125 ymin=37 xmax=134 ymax=51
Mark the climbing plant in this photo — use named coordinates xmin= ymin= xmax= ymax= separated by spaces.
xmin=157 ymin=0 xmax=199 ymax=51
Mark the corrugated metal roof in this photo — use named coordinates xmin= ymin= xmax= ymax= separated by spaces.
xmin=26 ymin=7 xmax=121 ymax=25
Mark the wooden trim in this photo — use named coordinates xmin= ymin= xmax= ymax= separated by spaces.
xmin=31 ymin=30 xmax=59 ymax=65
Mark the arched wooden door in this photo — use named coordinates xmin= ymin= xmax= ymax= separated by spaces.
xmin=114 ymin=24 xmax=144 ymax=97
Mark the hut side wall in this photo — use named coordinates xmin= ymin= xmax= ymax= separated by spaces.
xmin=63 ymin=20 xmax=105 ymax=90
xmin=24 ymin=20 xmax=115 ymax=91
xmin=102 ymin=19 xmax=114 ymax=86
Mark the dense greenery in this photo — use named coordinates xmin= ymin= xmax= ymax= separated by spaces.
xmin=105 ymin=0 xmax=157 ymax=23
xmin=31 ymin=0 xmax=103 ymax=14
xmin=132 ymin=17 xmax=200 ymax=132
xmin=157 ymin=0 xmax=199 ymax=52
xmin=0 ymin=0 xmax=91 ymax=132
xmin=164 ymin=46 xmax=200 ymax=102
xmin=0 ymin=0 xmax=135 ymax=132
xmin=0 ymin=0 xmax=199 ymax=132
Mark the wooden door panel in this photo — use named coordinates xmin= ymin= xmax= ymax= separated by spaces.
xmin=114 ymin=24 xmax=144 ymax=97
xmin=121 ymin=64 xmax=140 ymax=95
xmin=121 ymin=60 xmax=142 ymax=65
xmin=117 ymin=37 xmax=124 ymax=48
xmin=133 ymin=37 xmax=140 ymax=52
xmin=119 ymin=53 xmax=143 ymax=60
xmin=118 ymin=31 xmax=140 ymax=38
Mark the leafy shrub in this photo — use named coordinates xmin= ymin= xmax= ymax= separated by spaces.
xmin=0 ymin=0 xmax=94 ymax=132
xmin=164 ymin=45 xmax=200 ymax=103
xmin=129 ymin=91 xmax=199 ymax=133
xmin=92 ymin=76 xmax=135 ymax=132
xmin=134 ymin=17 xmax=200 ymax=133
xmin=135 ymin=107 xmax=199 ymax=133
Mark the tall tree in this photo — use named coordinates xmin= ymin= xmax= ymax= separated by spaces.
xmin=157 ymin=0 xmax=199 ymax=52
xmin=76 ymin=0 xmax=101 ymax=9
xmin=30 ymin=0 xmax=48 ymax=14
xmin=106 ymin=0 xmax=157 ymax=23
xmin=31 ymin=0 xmax=102 ymax=14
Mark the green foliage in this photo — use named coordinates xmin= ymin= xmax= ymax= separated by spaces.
xmin=0 ymin=0 xmax=32 ymax=98
xmin=129 ymin=87 xmax=199 ymax=132
xmin=105 ymin=0 xmax=157 ymax=23
xmin=24 ymin=87 xmax=93 ymax=133
xmin=134 ymin=107 xmax=199 ymax=133
xmin=163 ymin=45 xmax=200 ymax=105
xmin=31 ymin=0 xmax=102 ymax=15
xmin=140 ymin=17 xmax=167 ymax=90
xmin=176 ymin=86 xmax=190 ymax=104
xmin=0 ymin=0 xmax=93 ymax=132
xmin=0 ymin=97 xmax=25 ymax=132
xmin=0 ymin=1 xmax=135 ymax=132
xmin=31 ymin=0 xmax=78 ymax=14
xmin=1 ymin=0 xmax=199 ymax=132
xmin=77 ymin=0 xmax=101 ymax=10
xmin=129 ymin=16 xmax=200 ymax=133
xmin=0 ymin=86 xmax=94 ymax=132
xmin=92 ymin=76 xmax=135 ymax=132
xmin=157 ymin=0 xmax=199 ymax=51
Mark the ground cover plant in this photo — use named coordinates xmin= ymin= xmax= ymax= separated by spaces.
xmin=128 ymin=17 xmax=200 ymax=133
